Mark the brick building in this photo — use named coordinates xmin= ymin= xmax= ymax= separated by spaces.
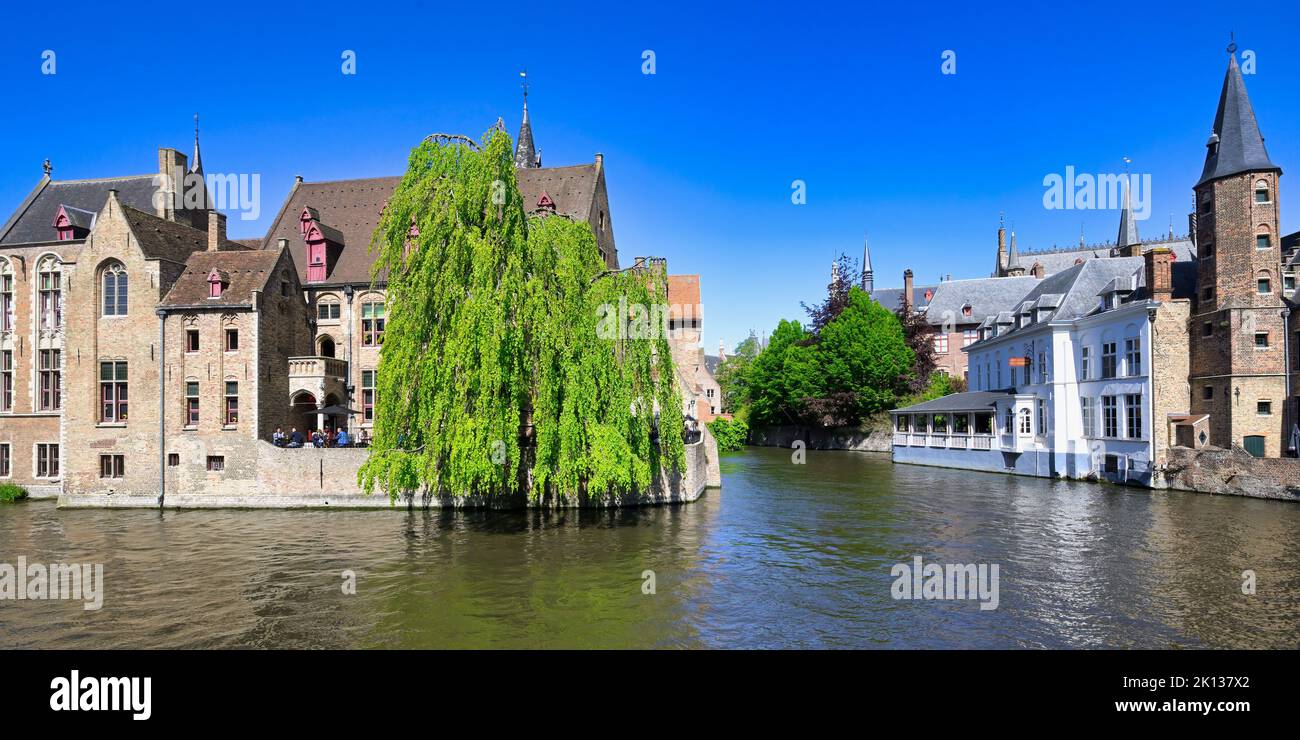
xmin=0 ymin=94 xmax=650 ymax=497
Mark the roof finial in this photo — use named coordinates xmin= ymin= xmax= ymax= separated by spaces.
xmin=42 ymin=158 xmax=52 ymax=177
xmin=1227 ymin=31 xmax=1237 ymax=55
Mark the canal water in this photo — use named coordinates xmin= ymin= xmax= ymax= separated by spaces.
xmin=2 ymin=447 xmax=1298 ymax=649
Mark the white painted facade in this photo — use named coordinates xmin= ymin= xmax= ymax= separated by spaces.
xmin=893 ymin=275 xmax=1158 ymax=486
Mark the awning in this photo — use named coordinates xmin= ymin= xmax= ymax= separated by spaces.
xmin=316 ymin=404 xmax=361 ymax=416
xmin=891 ymin=389 xmax=1014 ymax=415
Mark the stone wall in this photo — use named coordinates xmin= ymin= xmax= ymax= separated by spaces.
xmin=1164 ymin=445 xmax=1300 ymax=501
xmin=749 ymin=416 xmax=893 ymax=452
xmin=60 ymin=436 xmax=715 ymax=509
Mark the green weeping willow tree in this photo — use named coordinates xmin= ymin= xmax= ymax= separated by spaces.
xmin=358 ymin=128 xmax=685 ymax=504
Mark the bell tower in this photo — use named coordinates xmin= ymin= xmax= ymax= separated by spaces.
xmin=1188 ymin=44 xmax=1286 ymax=456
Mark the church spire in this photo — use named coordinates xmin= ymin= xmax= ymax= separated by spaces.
xmin=1116 ymin=177 xmax=1140 ymax=252
xmin=190 ymin=114 xmax=203 ymax=175
xmin=514 ymin=71 xmax=540 ymax=169
xmin=1198 ymin=43 xmax=1279 ymax=186
xmin=861 ymin=233 xmax=873 ymax=292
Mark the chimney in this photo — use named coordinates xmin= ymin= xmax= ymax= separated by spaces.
xmin=594 ymin=153 xmax=603 ymax=171
xmin=1144 ymin=247 xmax=1173 ymax=301
xmin=277 ymin=238 xmax=289 ymax=250
xmin=1031 ymin=261 xmax=1045 ymax=279
xmin=207 ymin=211 xmax=227 ymax=251
xmin=903 ymin=269 xmax=914 ymax=312
xmin=156 ymin=148 xmax=188 ymax=220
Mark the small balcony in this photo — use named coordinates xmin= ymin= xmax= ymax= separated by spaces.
xmin=289 ymin=356 xmax=348 ymax=380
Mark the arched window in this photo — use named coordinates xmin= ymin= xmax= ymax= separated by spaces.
xmin=36 ymin=256 xmax=62 ymax=330
xmin=0 ymin=259 xmax=12 ymax=332
xmin=1256 ymin=225 xmax=1272 ymax=251
xmin=318 ymin=336 xmax=336 ymax=358
xmin=102 ymin=261 xmax=128 ymax=316
xmin=1018 ymin=408 xmax=1032 ymax=435
xmin=1255 ymin=179 xmax=1270 ymax=204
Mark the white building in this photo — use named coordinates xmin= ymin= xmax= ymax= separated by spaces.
xmin=891 ymin=247 xmax=1192 ymax=487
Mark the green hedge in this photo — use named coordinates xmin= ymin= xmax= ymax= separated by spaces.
xmin=708 ymin=418 xmax=750 ymax=452
xmin=0 ymin=483 xmax=28 ymax=503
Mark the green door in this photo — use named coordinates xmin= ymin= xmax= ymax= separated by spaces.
xmin=1243 ymin=435 xmax=1266 ymax=458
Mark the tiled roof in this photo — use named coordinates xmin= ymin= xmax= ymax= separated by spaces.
xmin=0 ymin=175 xmax=159 ymax=245
xmin=261 ymin=165 xmax=603 ymax=286
xmin=161 ymin=248 xmax=290 ymax=307
xmin=121 ymin=206 xmax=244 ymax=264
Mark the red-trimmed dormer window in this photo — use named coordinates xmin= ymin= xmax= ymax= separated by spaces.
xmin=52 ymin=205 xmax=91 ymax=241
xmin=207 ymin=269 xmax=228 ymax=299
xmin=299 ymin=206 xmax=341 ymax=283
xmin=536 ymin=191 xmax=556 ymax=214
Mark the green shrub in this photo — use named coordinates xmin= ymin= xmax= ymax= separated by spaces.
xmin=708 ymin=417 xmax=750 ymax=452
xmin=0 ymin=483 xmax=28 ymax=503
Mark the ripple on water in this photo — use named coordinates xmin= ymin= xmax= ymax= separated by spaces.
xmin=2 ymin=449 xmax=1300 ymax=648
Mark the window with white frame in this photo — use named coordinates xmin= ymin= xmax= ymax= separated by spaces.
xmin=1080 ymin=346 xmax=1091 ymax=380
xmin=37 ymin=256 xmax=62 ymax=330
xmin=99 ymin=361 xmax=127 ymax=422
xmin=1081 ymin=397 xmax=1095 ymax=437
xmin=1124 ymin=337 xmax=1141 ymax=376
xmin=1101 ymin=342 xmax=1117 ymax=379
xmin=0 ymin=443 xmax=9 ymax=477
xmin=1125 ymin=394 xmax=1142 ymax=439
xmin=1102 ymin=396 xmax=1118 ymax=438
xmin=1 ymin=350 xmax=11 ymax=412
xmin=1018 ymin=408 xmax=1032 ymax=435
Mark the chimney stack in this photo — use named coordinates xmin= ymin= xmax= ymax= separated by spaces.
xmin=207 ymin=211 xmax=227 ymax=252
xmin=1144 ymin=247 xmax=1173 ymax=301
xmin=156 ymin=148 xmax=188 ymax=220
xmin=903 ymin=269 xmax=914 ymax=312
xmin=594 ymin=153 xmax=603 ymax=171
xmin=1031 ymin=261 xmax=1045 ymax=279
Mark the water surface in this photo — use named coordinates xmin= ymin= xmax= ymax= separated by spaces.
xmin=2 ymin=447 xmax=1298 ymax=648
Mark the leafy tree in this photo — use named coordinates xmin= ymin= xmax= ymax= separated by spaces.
xmin=807 ymin=287 xmax=914 ymax=424
xmin=894 ymin=295 xmax=938 ymax=394
xmin=801 ymin=252 xmax=861 ymax=334
xmin=747 ymin=320 xmax=822 ymax=426
xmin=359 ymin=129 xmax=683 ymax=504
xmin=714 ymin=330 xmax=761 ymax=413
xmin=707 ymin=417 xmax=749 ymax=452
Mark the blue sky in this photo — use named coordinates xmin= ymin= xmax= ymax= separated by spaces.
xmin=1 ymin=0 xmax=1298 ymax=354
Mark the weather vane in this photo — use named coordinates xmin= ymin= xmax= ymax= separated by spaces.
xmin=520 ymin=70 xmax=529 ymax=102
xmin=1227 ymin=31 xmax=1237 ymax=54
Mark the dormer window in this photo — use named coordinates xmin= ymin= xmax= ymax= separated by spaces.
xmin=207 ymin=269 xmax=228 ymax=299
xmin=961 ymin=304 xmax=973 ymax=317
xmin=52 ymin=205 xmax=92 ymax=241
xmin=299 ymin=207 xmax=343 ymax=283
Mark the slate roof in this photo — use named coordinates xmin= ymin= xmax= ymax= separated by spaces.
xmin=0 ymin=175 xmax=160 ymax=246
xmin=969 ymin=258 xmax=1154 ymax=347
xmin=893 ymin=389 xmax=1014 ymax=414
xmin=1014 ymin=237 xmax=1194 ymax=277
xmin=871 ymin=284 xmax=937 ymax=313
xmin=922 ymin=275 xmax=1042 ymax=327
xmin=704 ymin=354 xmax=721 ymax=375
xmin=1198 ymin=54 xmax=1280 ymax=186
xmin=260 ymin=164 xmax=604 ymax=286
xmin=161 ymin=248 xmax=290 ymax=307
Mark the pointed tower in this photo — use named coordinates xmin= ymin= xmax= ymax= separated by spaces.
xmin=190 ymin=114 xmax=204 ymax=176
xmin=1189 ymin=44 xmax=1286 ymax=456
xmin=1115 ymin=178 xmax=1141 ymax=256
xmin=514 ymin=72 xmax=540 ymax=169
xmin=861 ymin=233 xmax=873 ymax=292
xmin=1004 ymin=230 xmax=1025 ymax=276
xmin=994 ymin=215 xmax=1008 ymax=276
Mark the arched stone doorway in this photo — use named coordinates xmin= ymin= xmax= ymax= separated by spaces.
xmin=318 ymin=336 xmax=336 ymax=358
xmin=290 ymin=390 xmax=318 ymax=435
